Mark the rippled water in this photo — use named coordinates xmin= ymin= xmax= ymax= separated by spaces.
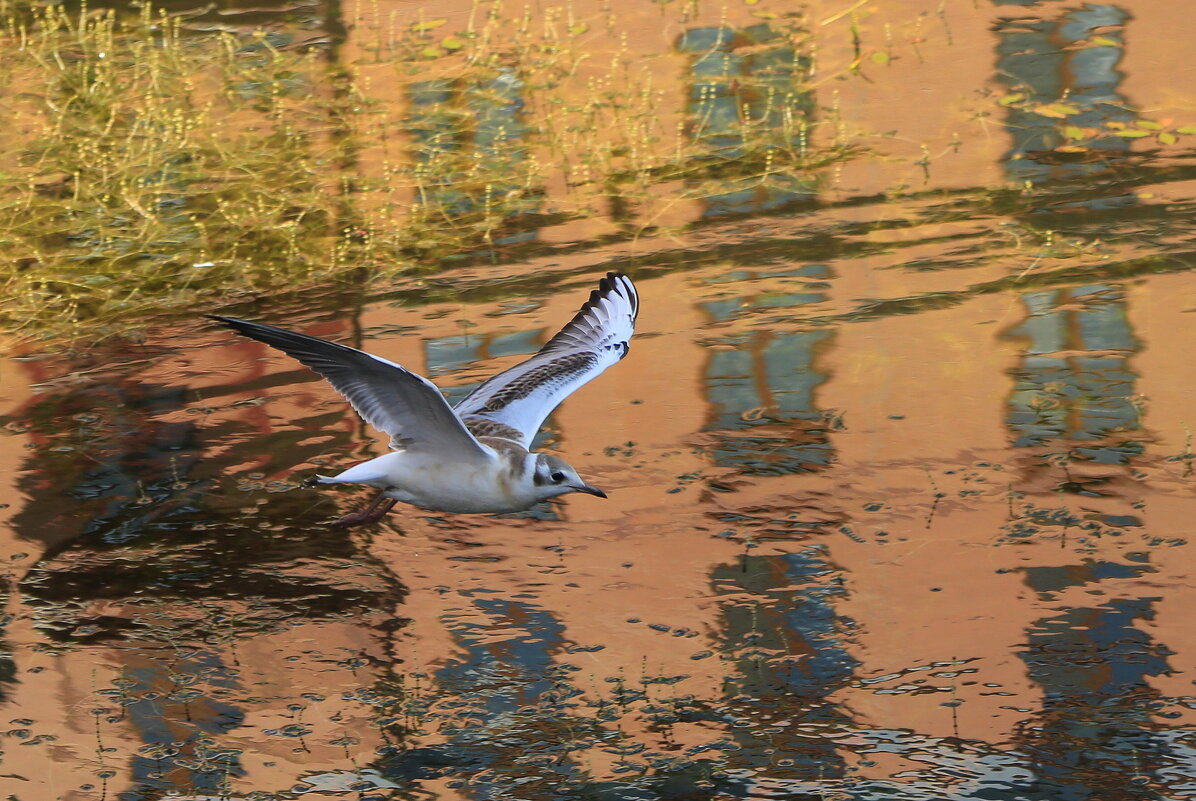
xmin=4 ymin=0 xmax=1196 ymax=799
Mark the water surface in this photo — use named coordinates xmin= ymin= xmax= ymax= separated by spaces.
xmin=2 ymin=0 xmax=1196 ymax=799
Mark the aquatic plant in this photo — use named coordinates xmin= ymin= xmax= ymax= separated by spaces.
xmin=0 ymin=0 xmax=861 ymax=342
xmin=0 ymin=2 xmax=366 ymax=340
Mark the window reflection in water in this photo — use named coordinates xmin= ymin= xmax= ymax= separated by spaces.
xmin=709 ymin=546 xmax=858 ymax=788
xmin=1004 ymin=285 xmax=1141 ymax=467
xmin=1017 ymin=562 xmax=1172 ymax=798
xmin=121 ymin=654 xmax=247 ymax=796
xmin=993 ymin=3 xmax=1174 ymax=795
xmin=996 ymin=1 xmax=1145 ymax=473
xmin=994 ymin=3 xmax=1134 ymax=193
xmin=407 ymin=71 xmax=540 ymax=245
xmin=678 ymin=23 xmax=817 ymax=219
xmin=377 ymin=594 xmax=577 ymax=796
xmin=699 ymin=265 xmax=837 ymax=476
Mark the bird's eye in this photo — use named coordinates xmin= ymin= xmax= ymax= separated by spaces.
xmin=550 ymin=471 xmax=565 ymax=483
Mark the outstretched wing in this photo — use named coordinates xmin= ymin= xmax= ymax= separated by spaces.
xmin=454 ymin=272 xmax=639 ymax=448
xmin=209 ymin=316 xmax=493 ymax=461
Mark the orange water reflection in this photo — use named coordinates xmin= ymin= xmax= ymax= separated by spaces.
xmin=3 ymin=0 xmax=1196 ymax=798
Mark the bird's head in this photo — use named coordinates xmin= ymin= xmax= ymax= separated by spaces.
xmin=530 ymin=453 xmax=607 ymax=501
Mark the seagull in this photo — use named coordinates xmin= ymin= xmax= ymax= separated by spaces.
xmin=208 ymin=272 xmax=638 ymax=527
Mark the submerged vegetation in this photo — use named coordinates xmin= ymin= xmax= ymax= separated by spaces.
xmin=1 ymin=0 xmax=1191 ymax=346
xmin=0 ymin=3 xmax=350 ymax=337
xmin=3 ymin=0 xmax=1188 ymax=343
xmin=0 ymin=0 xmax=858 ymax=341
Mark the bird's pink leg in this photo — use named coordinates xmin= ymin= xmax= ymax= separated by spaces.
xmin=330 ymin=492 xmax=398 ymax=528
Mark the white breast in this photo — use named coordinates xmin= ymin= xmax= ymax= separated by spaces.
xmin=377 ymin=451 xmax=536 ymax=514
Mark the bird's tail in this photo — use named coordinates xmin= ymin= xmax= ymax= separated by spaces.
xmin=303 ymin=453 xmax=393 ymax=487
xmin=311 ymin=463 xmax=389 ymax=486
xmin=312 ymin=473 xmax=385 ymax=485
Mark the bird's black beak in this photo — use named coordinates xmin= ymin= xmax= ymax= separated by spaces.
xmin=577 ymin=483 xmax=607 ymax=499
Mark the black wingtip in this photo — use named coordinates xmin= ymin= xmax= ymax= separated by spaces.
xmin=586 ymin=272 xmax=638 ymax=319
xmin=538 ymin=271 xmax=639 ymax=356
xmin=206 ymin=314 xmax=247 ymax=330
xmin=206 ymin=314 xmax=295 ymax=342
xmin=206 ymin=315 xmax=272 ymax=346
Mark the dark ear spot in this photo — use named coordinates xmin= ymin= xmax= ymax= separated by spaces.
xmin=532 ymin=470 xmax=545 ymax=487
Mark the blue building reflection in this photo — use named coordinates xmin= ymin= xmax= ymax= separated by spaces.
xmin=377 ymin=592 xmax=575 ymax=796
xmin=1014 ymin=560 xmax=1172 ymax=799
xmin=994 ymin=3 xmax=1134 ymax=190
xmin=709 ymin=545 xmax=858 ymax=791
xmin=119 ymin=654 xmax=247 ymax=800
xmin=992 ymin=5 xmax=1173 ymax=796
xmin=700 ymin=266 xmax=837 ymax=475
xmin=0 ymin=608 xmax=13 ymax=704
xmin=1004 ymin=284 xmax=1142 ymax=466
xmin=994 ymin=1 xmax=1144 ymax=470
xmin=407 ymin=71 xmax=539 ymax=246
xmin=677 ymin=23 xmax=817 ymax=219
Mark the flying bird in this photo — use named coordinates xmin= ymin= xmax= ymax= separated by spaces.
xmin=208 ymin=272 xmax=638 ymax=527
